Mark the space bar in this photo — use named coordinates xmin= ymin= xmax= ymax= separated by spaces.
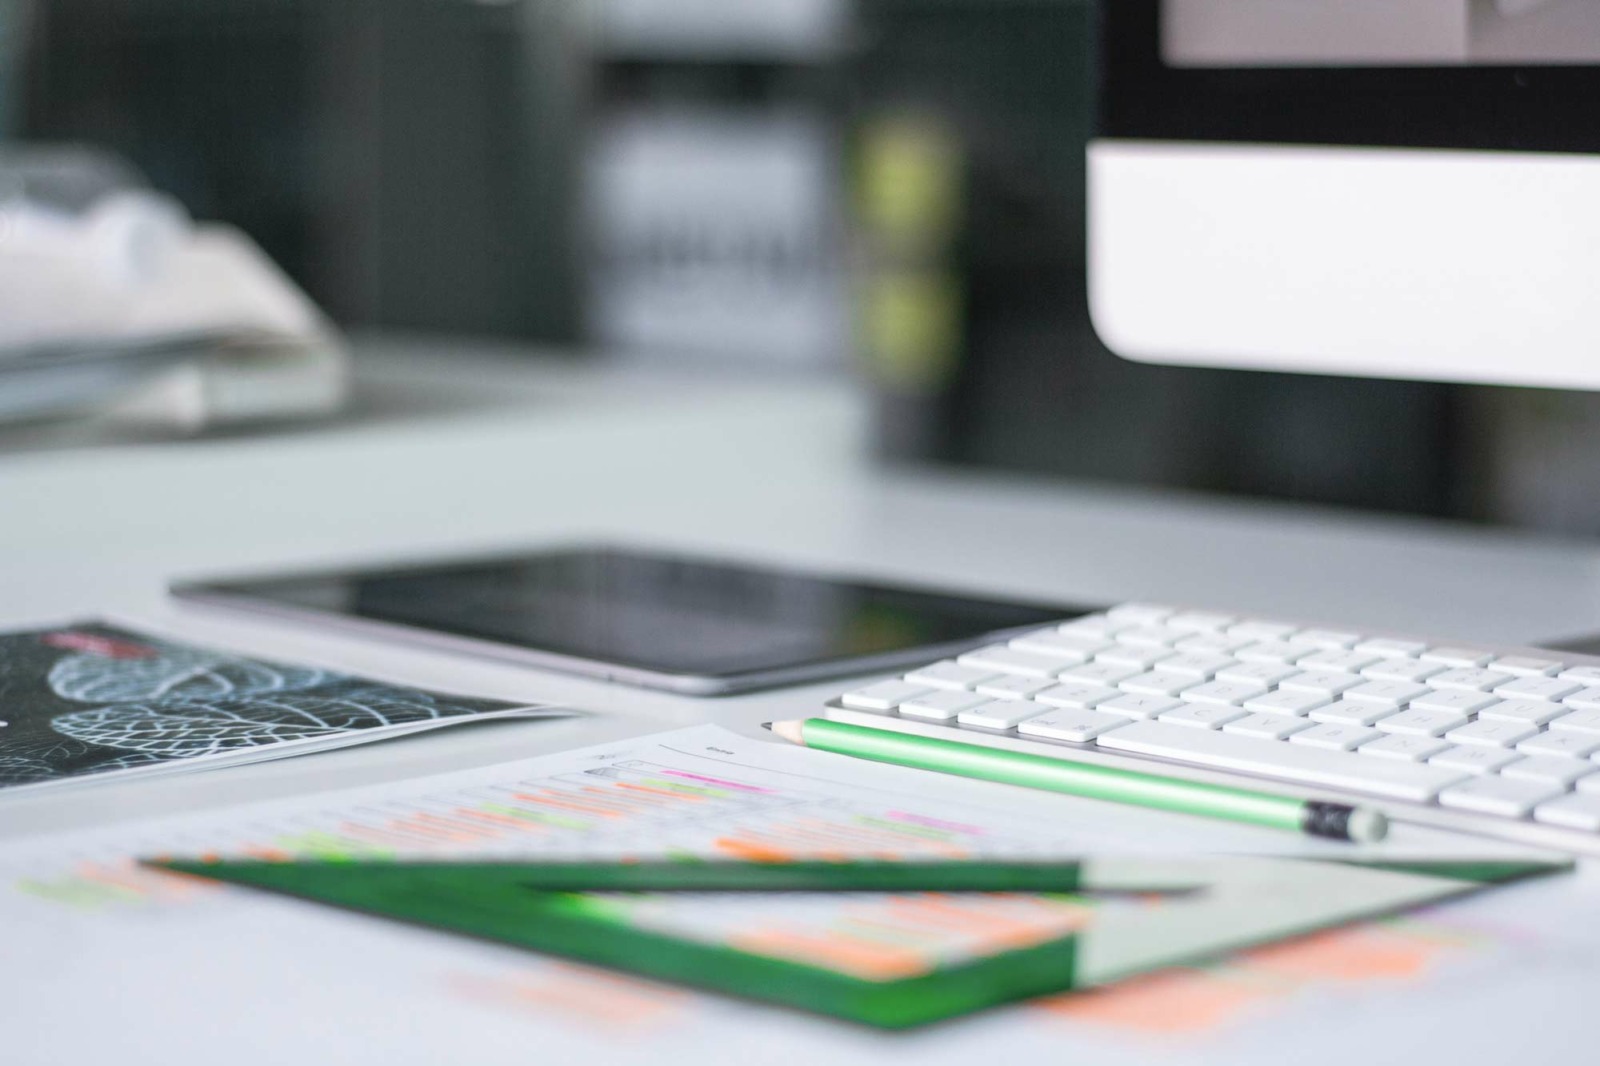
xmin=1095 ymin=722 xmax=1466 ymax=803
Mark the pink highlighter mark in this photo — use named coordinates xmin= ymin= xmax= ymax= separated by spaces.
xmin=885 ymin=811 xmax=987 ymax=835
xmin=41 ymin=631 xmax=158 ymax=659
xmin=658 ymin=770 xmax=776 ymax=794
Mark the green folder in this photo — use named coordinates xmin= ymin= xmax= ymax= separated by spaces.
xmin=155 ymin=854 xmax=1566 ymax=1030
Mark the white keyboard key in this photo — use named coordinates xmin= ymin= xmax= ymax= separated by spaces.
xmin=1493 ymin=676 xmax=1581 ymax=703
xmin=1445 ymin=719 xmax=1540 ymax=748
xmin=1180 ymin=679 xmax=1269 ymax=706
xmin=1060 ymin=661 xmax=1144 ymax=687
xmin=1096 ymin=693 xmax=1184 ymax=720
xmin=1227 ymin=620 xmax=1298 ymax=642
xmin=1094 ymin=645 xmax=1176 ymax=670
xmin=1296 ymin=650 xmax=1382 ymax=674
xmin=958 ymin=701 xmax=1051 ymax=729
xmin=899 ymin=691 xmax=995 ymax=721
xmin=1290 ymin=628 xmax=1362 ymax=650
xmin=904 ymin=661 xmax=999 ymax=691
xmin=1119 ymin=670 xmax=1198 ymax=698
xmin=1242 ymin=688 xmax=1330 ymax=717
xmin=958 ymin=645 xmax=1078 ymax=678
xmin=1309 ymin=700 xmax=1394 ymax=728
xmin=1478 ymin=699 xmax=1570 ymax=727
xmin=1533 ymin=793 xmax=1600 ymax=832
xmin=1421 ymin=647 xmax=1494 ymax=668
xmin=1215 ymin=661 xmax=1299 ymax=686
xmin=1439 ymin=776 xmax=1563 ymax=818
xmin=1357 ymin=734 xmax=1450 ymax=762
xmin=1235 ymin=641 xmax=1307 ymax=663
xmin=1033 ymin=681 xmax=1121 ymax=710
xmin=1115 ymin=625 xmax=1187 ymax=648
xmin=1291 ymin=723 xmax=1383 ymax=752
xmin=1561 ymin=688 xmax=1600 ymax=712
xmin=1223 ymin=713 xmax=1311 ymax=741
xmin=1017 ymin=708 xmax=1130 ymax=743
xmin=1058 ymin=617 xmax=1120 ymax=639
xmin=842 ymin=681 xmax=933 ymax=712
xmin=1154 ymin=652 xmax=1235 ymax=679
xmin=1427 ymin=667 xmax=1514 ymax=693
xmin=1173 ymin=633 xmax=1256 ymax=655
xmin=1009 ymin=631 xmax=1097 ymax=661
xmin=1553 ymin=708 xmax=1600 ymax=735
xmin=1500 ymin=755 xmax=1595 ymax=787
xmin=1362 ymin=658 xmax=1446 ymax=684
xmin=1490 ymin=656 xmax=1564 ymax=677
xmin=1429 ymin=745 xmax=1522 ymax=775
xmin=1408 ymin=689 xmax=1500 ymax=715
xmin=1558 ymin=665 xmax=1600 ymax=685
xmin=1517 ymin=730 xmax=1600 ymax=759
xmin=974 ymin=675 xmax=1055 ymax=700
xmin=1377 ymin=708 xmax=1471 ymax=737
xmin=1168 ymin=610 xmax=1236 ymax=633
xmin=1107 ymin=603 xmax=1176 ymax=625
xmin=1354 ymin=638 xmax=1428 ymax=659
xmin=1278 ymin=670 xmax=1363 ymax=698
xmin=1341 ymin=680 xmax=1430 ymax=709
xmin=1157 ymin=703 xmax=1247 ymax=730
xmin=1097 ymin=721 xmax=1465 ymax=801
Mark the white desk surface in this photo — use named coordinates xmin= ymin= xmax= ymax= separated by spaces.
xmin=5 ymin=334 xmax=1600 ymax=1061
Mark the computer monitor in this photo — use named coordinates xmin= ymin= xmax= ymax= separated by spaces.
xmin=1089 ymin=0 xmax=1600 ymax=390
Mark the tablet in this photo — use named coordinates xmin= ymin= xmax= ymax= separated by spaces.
xmin=172 ymin=547 xmax=1084 ymax=695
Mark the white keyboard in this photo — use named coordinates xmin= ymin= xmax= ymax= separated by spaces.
xmin=828 ymin=603 xmax=1600 ymax=855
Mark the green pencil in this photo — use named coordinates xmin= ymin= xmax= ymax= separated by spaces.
xmin=766 ymin=718 xmax=1387 ymax=843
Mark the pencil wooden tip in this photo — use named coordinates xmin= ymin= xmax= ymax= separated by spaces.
xmin=767 ymin=720 xmax=806 ymax=745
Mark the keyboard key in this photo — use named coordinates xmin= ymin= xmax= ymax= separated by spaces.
xmin=1168 ymin=611 xmax=1236 ymax=633
xmin=1362 ymin=659 xmax=1446 ymax=684
xmin=1357 ymin=734 xmax=1450 ymax=762
xmin=1533 ymin=793 xmax=1600 ymax=832
xmin=1309 ymin=700 xmax=1394 ymax=728
xmin=904 ymin=661 xmax=999 ymax=691
xmin=959 ymin=645 xmax=1078 ymax=678
xmin=1290 ymin=629 xmax=1362 ymax=650
xmin=1427 ymin=668 xmax=1514 ymax=693
xmin=1115 ymin=625 xmax=1187 ymax=648
xmin=1439 ymin=776 xmax=1563 ymax=817
xmin=1429 ymin=745 xmax=1521 ymax=775
xmin=1552 ymin=711 xmax=1600 ymax=739
xmin=842 ymin=681 xmax=933 ymax=712
xmin=1492 ymin=676 xmax=1581 ymax=703
xmin=958 ymin=701 xmax=1051 ymax=729
xmin=1215 ymin=661 xmax=1300 ymax=686
xmin=1421 ymin=647 xmax=1494 ymax=668
xmin=1340 ymin=680 xmax=1430 ymax=709
xmin=1296 ymin=650 xmax=1382 ymax=674
xmin=1500 ymin=755 xmax=1595 ymax=787
xmin=1154 ymin=652 xmax=1235 ymax=679
xmin=1354 ymin=638 xmax=1428 ymax=659
xmin=1107 ymin=603 xmax=1177 ymax=625
xmin=1558 ymin=665 xmax=1600 ymax=685
xmin=1408 ymin=689 xmax=1500 ymax=715
xmin=1227 ymin=620 xmax=1299 ymax=642
xmin=1444 ymin=719 xmax=1540 ymax=748
xmin=1009 ymin=631 xmax=1098 ymax=661
xmin=1060 ymin=661 xmax=1145 ymax=688
xmin=1477 ymin=699 xmax=1570 ymax=726
xmin=1096 ymin=721 xmax=1466 ymax=801
xmin=1096 ymin=693 xmax=1184 ymax=720
xmin=1158 ymin=704 xmax=1247 ymax=730
xmin=1235 ymin=641 xmax=1307 ymax=663
xmin=1517 ymin=730 xmax=1600 ymax=759
xmin=1119 ymin=670 xmax=1198 ymax=698
xmin=1376 ymin=708 xmax=1471 ymax=737
xmin=1179 ymin=680 xmax=1269 ymax=706
xmin=1490 ymin=656 xmax=1564 ymax=677
xmin=1058 ymin=617 xmax=1120 ymax=639
xmin=899 ymin=691 xmax=994 ymax=721
xmin=1242 ymin=688 xmax=1330 ymax=717
xmin=1224 ymin=713 xmax=1312 ymax=740
xmin=1562 ymin=688 xmax=1600 ymax=712
xmin=1278 ymin=670 xmax=1363 ymax=698
xmin=1291 ymin=723 xmax=1383 ymax=752
xmin=1033 ymin=682 xmax=1121 ymax=710
xmin=1017 ymin=708 xmax=1129 ymax=743
xmin=1173 ymin=633 xmax=1256 ymax=655
xmin=1094 ymin=645 xmax=1176 ymax=670
xmin=974 ymin=676 xmax=1055 ymax=700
